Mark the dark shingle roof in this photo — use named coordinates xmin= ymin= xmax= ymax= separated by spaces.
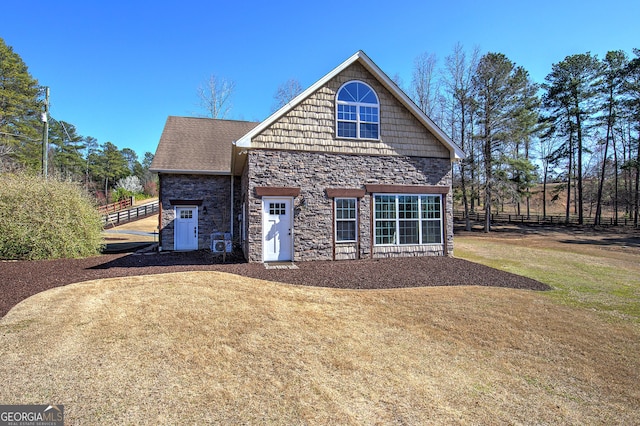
xmin=150 ymin=116 xmax=259 ymax=174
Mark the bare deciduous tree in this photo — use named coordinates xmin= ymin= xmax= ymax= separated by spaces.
xmin=0 ymin=144 xmax=16 ymax=172
xmin=272 ymin=78 xmax=303 ymax=111
xmin=411 ymin=52 xmax=440 ymax=117
xmin=197 ymin=75 xmax=236 ymax=119
xmin=442 ymin=43 xmax=480 ymax=230
xmin=391 ymin=73 xmax=406 ymax=92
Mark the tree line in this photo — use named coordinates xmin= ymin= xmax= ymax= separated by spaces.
xmin=0 ymin=37 xmax=156 ymax=204
xmin=195 ymin=46 xmax=640 ymax=231
xmin=403 ymin=44 xmax=640 ymax=230
xmin=7 ymin=33 xmax=638 ymax=226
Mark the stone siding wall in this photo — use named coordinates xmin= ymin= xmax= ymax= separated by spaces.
xmin=245 ymin=150 xmax=453 ymax=262
xmin=159 ymin=174 xmax=241 ymax=251
xmin=251 ymin=62 xmax=451 ymax=159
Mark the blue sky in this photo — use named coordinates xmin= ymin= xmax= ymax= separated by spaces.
xmin=3 ymin=1 xmax=639 ymax=158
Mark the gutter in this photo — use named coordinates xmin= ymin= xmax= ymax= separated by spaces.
xmin=149 ymin=168 xmax=232 ymax=175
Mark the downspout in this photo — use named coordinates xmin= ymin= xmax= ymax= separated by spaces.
xmin=230 ymin=175 xmax=234 ymax=237
xmin=158 ymin=173 xmax=163 ymax=251
xmin=230 ymin=141 xmax=237 ymax=240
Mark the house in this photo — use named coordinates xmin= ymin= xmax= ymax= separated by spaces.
xmin=150 ymin=51 xmax=464 ymax=262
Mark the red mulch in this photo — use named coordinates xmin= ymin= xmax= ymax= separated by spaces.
xmin=0 ymin=251 xmax=549 ymax=318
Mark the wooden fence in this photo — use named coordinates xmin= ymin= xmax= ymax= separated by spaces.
xmin=98 ymin=197 xmax=133 ymax=215
xmin=454 ymin=210 xmax=638 ymax=227
xmin=103 ymin=201 xmax=159 ymax=226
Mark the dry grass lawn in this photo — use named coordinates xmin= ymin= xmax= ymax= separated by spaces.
xmin=1 ymin=265 xmax=639 ymax=424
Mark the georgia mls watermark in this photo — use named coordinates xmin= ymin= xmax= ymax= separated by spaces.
xmin=0 ymin=405 xmax=63 ymax=426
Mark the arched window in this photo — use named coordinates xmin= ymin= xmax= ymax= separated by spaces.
xmin=336 ymin=81 xmax=379 ymax=139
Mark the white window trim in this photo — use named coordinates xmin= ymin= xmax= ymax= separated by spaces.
xmin=334 ymin=197 xmax=358 ymax=243
xmin=335 ymin=80 xmax=380 ymax=141
xmin=373 ymin=194 xmax=443 ymax=246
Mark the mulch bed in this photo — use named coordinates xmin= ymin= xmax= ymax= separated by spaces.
xmin=0 ymin=251 xmax=549 ymax=318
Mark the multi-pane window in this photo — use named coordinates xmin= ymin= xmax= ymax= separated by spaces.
xmin=374 ymin=195 xmax=442 ymax=245
xmin=269 ymin=203 xmax=286 ymax=215
xmin=336 ymin=81 xmax=379 ymax=140
xmin=398 ymin=196 xmax=419 ymax=244
xmin=335 ymin=198 xmax=357 ymax=242
xmin=421 ymin=196 xmax=442 ymax=243
xmin=374 ymin=195 xmax=396 ymax=245
xmin=180 ymin=209 xmax=193 ymax=219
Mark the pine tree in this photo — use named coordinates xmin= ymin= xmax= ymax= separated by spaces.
xmin=49 ymin=120 xmax=86 ymax=178
xmin=542 ymin=53 xmax=602 ymax=224
xmin=594 ymin=51 xmax=627 ymax=225
xmin=0 ymin=37 xmax=42 ymax=170
xmin=472 ymin=53 xmax=535 ymax=231
xmin=623 ymin=49 xmax=640 ymax=225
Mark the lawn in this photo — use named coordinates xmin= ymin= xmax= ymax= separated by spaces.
xmin=454 ymin=225 xmax=640 ymax=324
xmin=1 ymin=228 xmax=639 ymax=424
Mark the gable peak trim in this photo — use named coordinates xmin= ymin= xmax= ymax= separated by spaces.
xmin=235 ymin=50 xmax=464 ymax=160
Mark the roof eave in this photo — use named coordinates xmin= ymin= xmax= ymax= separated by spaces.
xmin=151 ymin=168 xmax=232 ymax=175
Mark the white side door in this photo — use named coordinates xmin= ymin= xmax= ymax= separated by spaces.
xmin=262 ymin=198 xmax=293 ymax=262
xmin=175 ymin=206 xmax=198 ymax=250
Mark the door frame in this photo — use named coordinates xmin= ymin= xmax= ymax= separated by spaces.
xmin=174 ymin=205 xmax=199 ymax=251
xmin=262 ymin=197 xmax=294 ymax=262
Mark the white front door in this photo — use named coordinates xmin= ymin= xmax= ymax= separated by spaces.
xmin=262 ymin=198 xmax=293 ymax=262
xmin=175 ymin=206 xmax=198 ymax=250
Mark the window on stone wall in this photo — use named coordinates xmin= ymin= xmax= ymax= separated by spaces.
xmin=336 ymin=81 xmax=379 ymax=140
xmin=335 ymin=198 xmax=357 ymax=242
xmin=374 ymin=194 xmax=442 ymax=245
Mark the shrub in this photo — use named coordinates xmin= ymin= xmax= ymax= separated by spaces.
xmin=0 ymin=173 xmax=104 ymax=260
xmin=111 ymin=186 xmax=132 ymax=203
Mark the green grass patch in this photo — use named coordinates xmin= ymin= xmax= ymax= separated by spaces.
xmin=455 ymin=237 xmax=640 ymax=324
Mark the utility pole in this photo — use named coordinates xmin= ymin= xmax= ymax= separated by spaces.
xmin=41 ymin=87 xmax=49 ymax=179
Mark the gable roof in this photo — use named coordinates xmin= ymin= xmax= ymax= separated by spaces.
xmin=150 ymin=116 xmax=258 ymax=174
xmin=235 ymin=50 xmax=465 ymax=160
